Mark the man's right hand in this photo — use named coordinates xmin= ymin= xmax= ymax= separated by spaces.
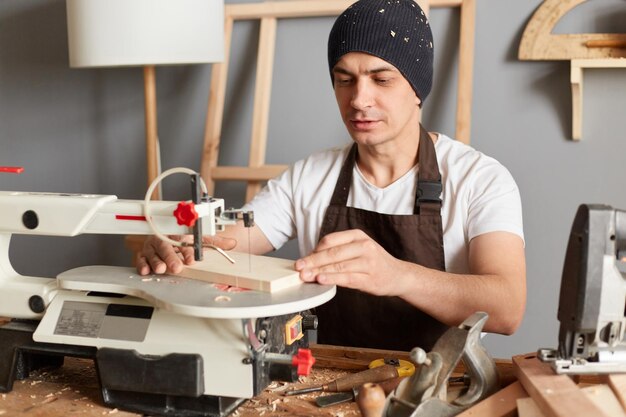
xmin=136 ymin=235 xmax=237 ymax=276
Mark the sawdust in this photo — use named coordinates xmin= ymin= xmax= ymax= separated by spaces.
xmin=235 ymin=368 xmax=359 ymax=416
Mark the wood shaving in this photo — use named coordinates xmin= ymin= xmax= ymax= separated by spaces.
xmin=108 ymin=408 xmax=119 ymax=414
xmin=40 ymin=396 xmax=58 ymax=405
xmin=141 ymin=278 xmax=153 ymax=282
xmin=29 ymin=395 xmax=36 ymax=399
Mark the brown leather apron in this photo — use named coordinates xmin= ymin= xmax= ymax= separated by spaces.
xmin=315 ymin=125 xmax=448 ymax=351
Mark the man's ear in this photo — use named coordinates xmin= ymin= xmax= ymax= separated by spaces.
xmin=416 ymin=96 xmax=422 ymax=109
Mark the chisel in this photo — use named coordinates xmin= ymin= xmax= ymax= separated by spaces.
xmin=283 ymin=364 xmax=399 ymax=396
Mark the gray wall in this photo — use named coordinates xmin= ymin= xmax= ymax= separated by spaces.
xmin=2 ymin=0 xmax=626 ymax=358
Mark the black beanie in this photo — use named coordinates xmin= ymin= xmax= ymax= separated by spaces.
xmin=328 ymin=0 xmax=434 ymax=103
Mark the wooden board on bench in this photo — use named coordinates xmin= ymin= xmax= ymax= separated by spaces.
xmin=177 ymin=249 xmax=301 ymax=293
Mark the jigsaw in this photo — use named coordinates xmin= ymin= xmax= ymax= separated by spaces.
xmin=539 ymin=204 xmax=626 ymax=374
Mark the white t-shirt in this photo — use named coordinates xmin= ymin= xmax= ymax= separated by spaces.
xmin=244 ymin=134 xmax=524 ymax=273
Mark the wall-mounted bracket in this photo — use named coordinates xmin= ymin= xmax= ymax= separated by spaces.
xmin=519 ymin=0 xmax=626 ymax=140
xmin=570 ymin=58 xmax=626 ymax=140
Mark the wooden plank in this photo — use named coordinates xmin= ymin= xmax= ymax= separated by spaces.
xmin=246 ymin=16 xmax=277 ymax=202
xmin=570 ymin=61 xmax=583 ymax=140
xmin=225 ymin=0 xmax=462 ymax=20
xmin=177 ymin=249 xmax=301 ymax=292
xmin=457 ymin=381 xmax=527 ymax=417
xmin=512 ymin=353 xmax=611 ymax=417
xmin=143 ymin=65 xmax=160 ymax=200
xmin=517 ymin=397 xmax=546 ymax=417
xmin=211 ymin=165 xmax=288 ymax=181
xmin=201 ymin=16 xmax=234 ymax=195
xmin=310 ymin=344 xmax=412 ymax=370
xmin=581 ymin=384 xmax=626 ymax=417
xmin=606 ymin=374 xmax=626 ymax=412
xmin=455 ymin=0 xmax=475 ymax=144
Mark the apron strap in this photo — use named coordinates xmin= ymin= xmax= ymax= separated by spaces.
xmin=415 ymin=125 xmax=442 ymax=215
xmin=330 ymin=125 xmax=443 ymax=215
xmin=328 ymin=143 xmax=357 ymax=207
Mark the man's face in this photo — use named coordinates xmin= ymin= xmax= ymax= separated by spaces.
xmin=332 ymin=52 xmax=421 ymax=148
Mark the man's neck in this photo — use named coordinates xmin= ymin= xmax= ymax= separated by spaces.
xmin=356 ymin=131 xmax=436 ymax=188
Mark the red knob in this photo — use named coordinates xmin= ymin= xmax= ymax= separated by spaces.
xmin=292 ymin=348 xmax=315 ymax=376
xmin=173 ymin=201 xmax=198 ymax=227
xmin=0 ymin=166 xmax=24 ymax=174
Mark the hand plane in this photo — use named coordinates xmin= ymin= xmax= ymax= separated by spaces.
xmin=382 ymin=312 xmax=499 ymax=417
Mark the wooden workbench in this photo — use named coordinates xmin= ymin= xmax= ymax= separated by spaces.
xmin=0 ymin=317 xmax=514 ymax=417
xmin=0 ymin=355 xmax=359 ymax=417
xmin=0 ymin=315 xmax=360 ymax=416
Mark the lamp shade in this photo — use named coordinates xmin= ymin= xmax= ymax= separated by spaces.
xmin=66 ymin=0 xmax=224 ymax=68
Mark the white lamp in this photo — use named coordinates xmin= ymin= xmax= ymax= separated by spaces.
xmin=66 ymin=0 xmax=224 ymax=199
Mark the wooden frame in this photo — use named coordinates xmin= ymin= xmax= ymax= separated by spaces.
xmin=518 ymin=0 xmax=626 ymax=140
xmin=200 ymin=0 xmax=476 ymax=201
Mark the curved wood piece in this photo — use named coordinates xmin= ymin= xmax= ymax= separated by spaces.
xmin=519 ymin=0 xmax=626 ymax=60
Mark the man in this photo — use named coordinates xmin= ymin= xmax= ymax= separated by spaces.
xmin=138 ymin=0 xmax=526 ymax=351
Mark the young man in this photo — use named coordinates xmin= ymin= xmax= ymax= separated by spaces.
xmin=138 ymin=0 xmax=525 ymax=351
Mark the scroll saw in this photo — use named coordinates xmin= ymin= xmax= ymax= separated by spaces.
xmin=0 ymin=167 xmax=335 ymax=416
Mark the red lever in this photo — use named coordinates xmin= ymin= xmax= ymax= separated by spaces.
xmin=173 ymin=201 xmax=199 ymax=227
xmin=292 ymin=348 xmax=316 ymax=376
xmin=0 ymin=166 xmax=24 ymax=174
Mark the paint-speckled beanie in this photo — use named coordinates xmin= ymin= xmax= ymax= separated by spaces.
xmin=328 ymin=0 xmax=434 ymax=103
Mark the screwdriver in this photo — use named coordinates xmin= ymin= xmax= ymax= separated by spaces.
xmin=283 ymin=364 xmax=399 ymax=396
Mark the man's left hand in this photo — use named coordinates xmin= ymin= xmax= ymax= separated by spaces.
xmin=295 ymin=229 xmax=409 ymax=296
